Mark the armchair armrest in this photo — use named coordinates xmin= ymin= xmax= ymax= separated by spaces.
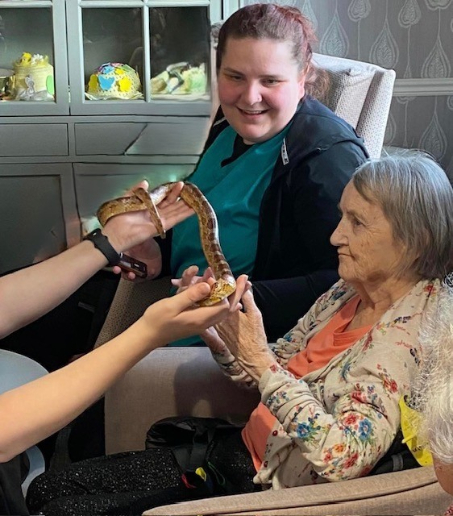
xmin=143 ymin=467 xmax=450 ymax=515
xmin=104 ymin=347 xmax=260 ymax=454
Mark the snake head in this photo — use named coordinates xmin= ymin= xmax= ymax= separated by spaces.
xmin=196 ymin=277 xmax=237 ymax=307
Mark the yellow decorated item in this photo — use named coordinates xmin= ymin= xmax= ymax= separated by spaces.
xmin=86 ymin=63 xmax=143 ymax=100
xmin=12 ymin=52 xmax=54 ymax=101
xmin=399 ymin=396 xmax=433 ymax=467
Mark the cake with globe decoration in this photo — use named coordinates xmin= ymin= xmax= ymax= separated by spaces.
xmin=86 ymin=62 xmax=142 ymax=100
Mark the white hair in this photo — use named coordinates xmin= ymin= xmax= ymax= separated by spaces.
xmin=412 ymin=277 xmax=453 ymax=463
xmin=352 ymin=152 xmax=453 ymax=279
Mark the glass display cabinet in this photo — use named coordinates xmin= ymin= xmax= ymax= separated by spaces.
xmin=67 ymin=0 xmax=221 ymax=116
xmin=0 ymin=0 xmax=69 ymax=116
xmin=0 ymin=0 xmax=223 ymax=116
xmin=0 ymin=0 xmax=224 ymax=274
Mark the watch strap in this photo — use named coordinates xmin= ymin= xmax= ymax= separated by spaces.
xmin=83 ymin=229 xmax=121 ymax=266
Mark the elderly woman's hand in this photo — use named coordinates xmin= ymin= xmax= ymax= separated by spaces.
xmin=171 ymin=265 xmax=214 ymax=293
xmin=202 ymin=287 xmax=278 ymax=382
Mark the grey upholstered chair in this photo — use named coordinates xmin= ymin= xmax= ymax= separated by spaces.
xmin=311 ymin=52 xmax=395 ymax=159
xmin=90 ymin=57 xmax=451 ymax=515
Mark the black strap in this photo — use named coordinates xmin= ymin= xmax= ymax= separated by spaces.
xmin=145 ymin=417 xmax=243 ymax=493
xmin=186 ymin=424 xmax=216 ymax=473
xmin=83 ymin=229 xmax=121 ymax=266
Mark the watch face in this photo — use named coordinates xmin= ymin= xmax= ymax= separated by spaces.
xmin=118 ymin=254 xmax=147 ymax=278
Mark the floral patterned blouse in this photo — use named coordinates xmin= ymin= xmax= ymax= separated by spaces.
xmin=211 ymin=278 xmax=440 ymax=489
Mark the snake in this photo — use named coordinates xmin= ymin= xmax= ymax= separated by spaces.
xmin=96 ymin=182 xmax=236 ymax=306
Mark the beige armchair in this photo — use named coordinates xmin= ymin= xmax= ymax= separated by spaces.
xmin=91 ymin=57 xmax=453 ymax=514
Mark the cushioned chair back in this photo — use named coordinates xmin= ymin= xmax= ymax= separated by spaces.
xmin=312 ymin=53 xmax=396 ymax=159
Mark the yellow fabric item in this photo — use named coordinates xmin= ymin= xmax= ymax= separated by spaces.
xmin=195 ymin=467 xmax=207 ymax=482
xmin=399 ymin=396 xmax=433 ymax=466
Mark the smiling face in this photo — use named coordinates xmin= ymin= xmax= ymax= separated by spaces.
xmin=217 ymin=37 xmax=306 ymax=144
xmin=330 ymin=182 xmax=410 ymax=289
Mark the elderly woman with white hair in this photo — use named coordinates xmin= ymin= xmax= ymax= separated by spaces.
xmin=411 ymin=279 xmax=453 ymax=513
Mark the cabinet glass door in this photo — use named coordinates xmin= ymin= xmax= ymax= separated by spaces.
xmin=222 ymin=0 xmax=239 ymax=19
xmin=68 ymin=0 xmax=221 ymax=116
xmin=0 ymin=0 xmax=69 ymax=115
xmin=82 ymin=7 xmax=144 ymax=103
xmin=149 ymin=7 xmax=209 ymax=103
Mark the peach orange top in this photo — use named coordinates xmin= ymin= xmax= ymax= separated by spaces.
xmin=242 ymin=295 xmax=372 ymax=471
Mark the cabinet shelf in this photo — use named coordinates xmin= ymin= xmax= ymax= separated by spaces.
xmin=68 ymin=1 xmax=216 ymax=115
xmin=0 ymin=0 xmax=69 ymax=115
xmin=0 ymin=2 xmax=53 ymax=7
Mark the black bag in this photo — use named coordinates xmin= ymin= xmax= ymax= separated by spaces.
xmin=370 ymin=429 xmax=419 ymax=475
xmin=145 ymin=416 xmax=243 ymax=495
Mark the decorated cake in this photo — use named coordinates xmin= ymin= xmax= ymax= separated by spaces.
xmin=12 ymin=53 xmax=54 ymax=101
xmin=151 ymin=62 xmax=207 ymax=96
xmin=86 ymin=62 xmax=143 ymax=100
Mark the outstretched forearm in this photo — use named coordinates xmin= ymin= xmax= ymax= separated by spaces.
xmin=260 ymin=364 xmax=397 ymax=482
xmin=0 ymin=279 xmax=235 ymax=462
xmin=0 ymin=180 xmax=195 ymax=338
xmin=0 ymin=241 xmax=108 ymax=339
xmin=0 ymin=317 xmax=158 ymax=462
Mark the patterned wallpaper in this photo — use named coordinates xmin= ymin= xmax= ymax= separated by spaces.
xmin=242 ymin=0 xmax=453 ymax=178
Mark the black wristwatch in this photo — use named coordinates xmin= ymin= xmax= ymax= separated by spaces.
xmin=83 ymin=229 xmax=121 ymax=266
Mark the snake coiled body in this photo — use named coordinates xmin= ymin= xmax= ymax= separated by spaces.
xmin=97 ymin=182 xmax=236 ymax=306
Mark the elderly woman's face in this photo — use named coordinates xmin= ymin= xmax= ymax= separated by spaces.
xmin=330 ymin=182 xmax=408 ymax=287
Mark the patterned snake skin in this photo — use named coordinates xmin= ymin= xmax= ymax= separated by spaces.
xmin=97 ymin=182 xmax=236 ymax=306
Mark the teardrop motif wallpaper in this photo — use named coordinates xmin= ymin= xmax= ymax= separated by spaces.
xmin=243 ymin=0 xmax=453 ymax=179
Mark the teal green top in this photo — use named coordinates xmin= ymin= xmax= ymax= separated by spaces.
xmin=169 ymin=123 xmax=290 ymax=346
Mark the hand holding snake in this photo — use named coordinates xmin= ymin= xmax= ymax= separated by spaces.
xmin=97 ymin=182 xmax=237 ymax=306
xmin=98 ymin=181 xmax=193 ymax=280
